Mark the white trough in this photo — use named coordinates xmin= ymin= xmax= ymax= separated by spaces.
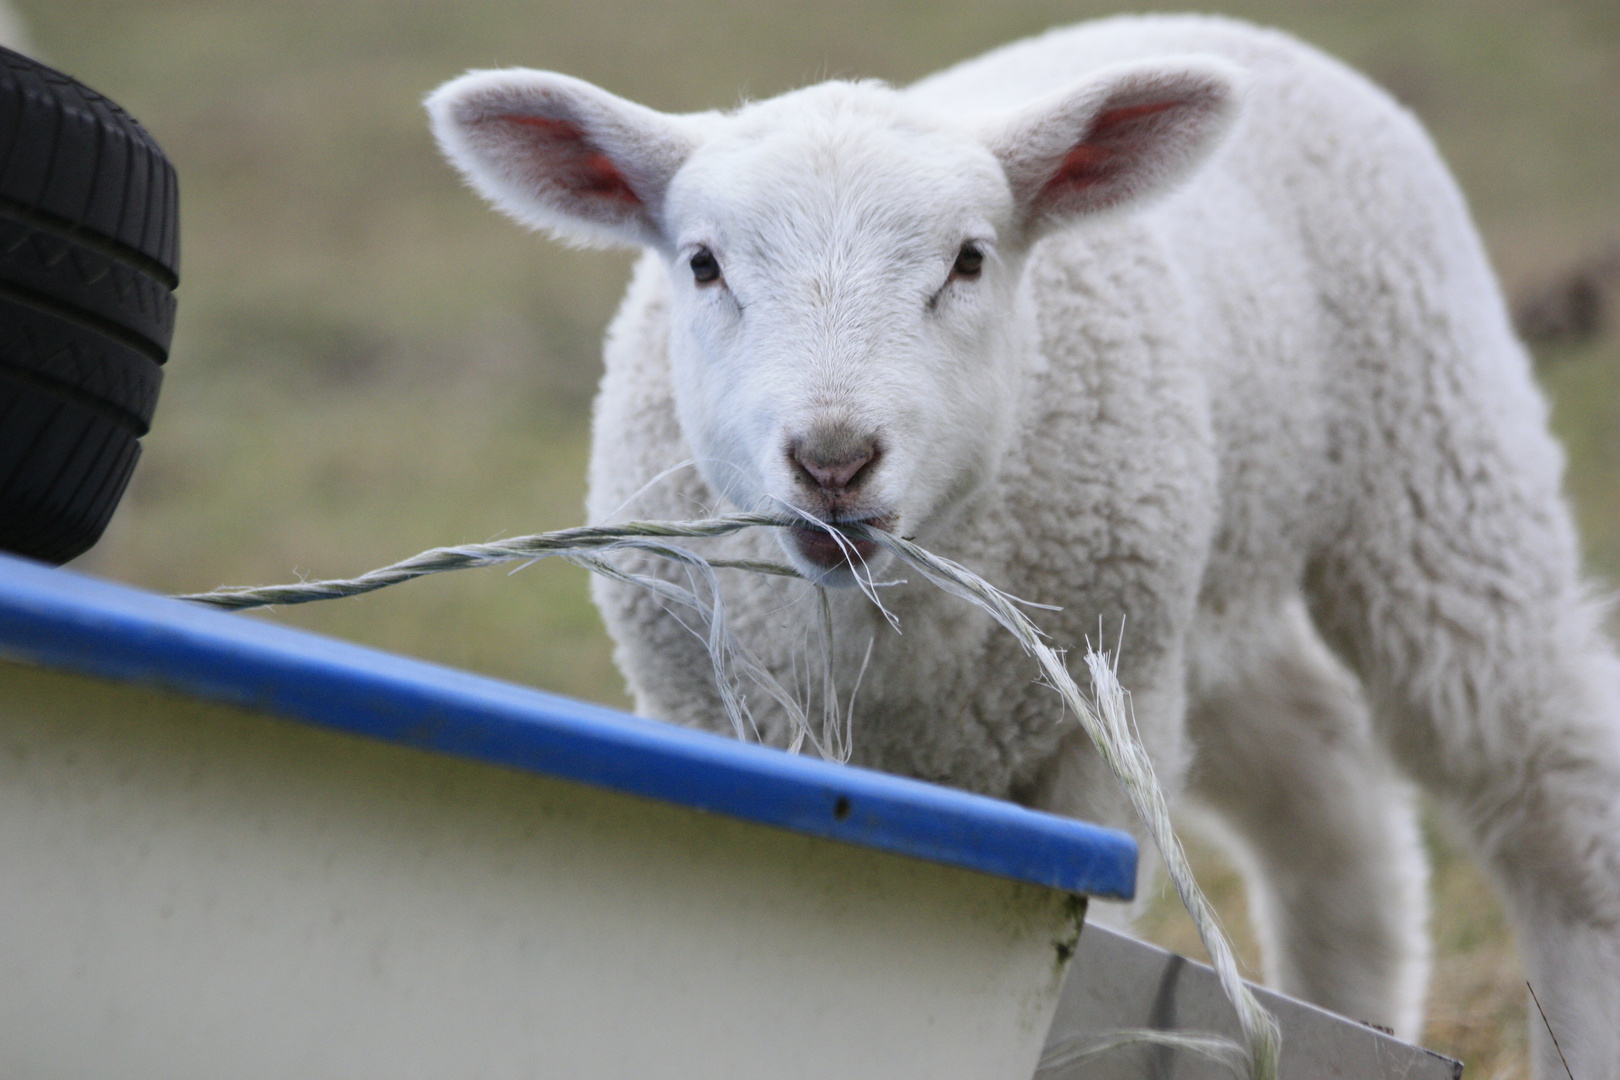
xmin=0 ymin=553 xmax=1134 ymax=1080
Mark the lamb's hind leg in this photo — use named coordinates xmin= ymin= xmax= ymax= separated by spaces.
xmin=1185 ymin=600 xmax=1431 ymax=1038
xmin=1310 ymin=437 xmax=1620 ymax=1080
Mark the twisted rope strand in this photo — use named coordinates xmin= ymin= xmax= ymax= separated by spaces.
xmin=178 ymin=514 xmax=795 ymax=609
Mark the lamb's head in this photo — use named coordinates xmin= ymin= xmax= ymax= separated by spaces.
xmin=427 ymin=60 xmax=1237 ymax=584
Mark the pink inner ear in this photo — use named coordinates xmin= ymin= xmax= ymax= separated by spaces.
xmin=491 ymin=113 xmax=642 ymax=205
xmin=1042 ymin=99 xmax=1181 ymax=195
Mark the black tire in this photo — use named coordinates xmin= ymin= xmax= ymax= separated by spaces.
xmin=0 ymin=45 xmax=179 ymax=564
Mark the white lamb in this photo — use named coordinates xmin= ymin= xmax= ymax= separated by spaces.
xmin=428 ymin=15 xmax=1620 ymax=1077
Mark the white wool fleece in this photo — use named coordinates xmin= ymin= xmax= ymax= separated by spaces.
xmin=430 ymin=15 xmax=1620 ymax=1078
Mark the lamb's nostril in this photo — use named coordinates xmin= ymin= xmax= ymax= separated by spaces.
xmin=791 ymin=440 xmax=878 ymax=493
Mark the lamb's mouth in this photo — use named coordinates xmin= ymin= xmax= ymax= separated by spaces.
xmin=787 ymin=515 xmax=895 ymax=571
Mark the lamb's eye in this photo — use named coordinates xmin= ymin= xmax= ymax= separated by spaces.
xmin=690 ymin=247 xmax=722 ymax=285
xmin=952 ymin=242 xmax=984 ymax=279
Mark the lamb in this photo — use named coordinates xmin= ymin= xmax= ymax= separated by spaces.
xmin=427 ymin=14 xmax=1620 ymax=1077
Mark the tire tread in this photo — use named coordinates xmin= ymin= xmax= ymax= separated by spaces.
xmin=0 ymin=46 xmax=176 ymax=562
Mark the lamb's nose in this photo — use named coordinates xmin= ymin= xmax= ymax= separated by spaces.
xmin=790 ymin=439 xmax=878 ymax=493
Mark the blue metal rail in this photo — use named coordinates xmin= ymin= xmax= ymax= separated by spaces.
xmin=0 ymin=552 xmax=1137 ymax=898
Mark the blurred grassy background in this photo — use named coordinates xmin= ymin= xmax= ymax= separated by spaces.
xmin=23 ymin=0 xmax=1620 ymax=1075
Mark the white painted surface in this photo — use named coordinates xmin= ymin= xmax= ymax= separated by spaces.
xmin=0 ymin=661 xmax=1083 ymax=1080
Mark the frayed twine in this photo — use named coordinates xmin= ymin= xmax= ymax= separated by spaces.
xmin=180 ymin=513 xmax=1279 ymax=1080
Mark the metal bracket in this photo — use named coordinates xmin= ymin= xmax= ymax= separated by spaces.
xmin=1040 ymin=923 xmax=1464 ymax=1079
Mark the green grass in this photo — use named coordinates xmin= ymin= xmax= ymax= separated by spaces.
xmin=21 ymin=0 xmax=1620 ymax=1074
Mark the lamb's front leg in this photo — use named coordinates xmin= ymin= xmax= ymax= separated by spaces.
xmin=1183 ymin=601 xmax=1431 ymax=1039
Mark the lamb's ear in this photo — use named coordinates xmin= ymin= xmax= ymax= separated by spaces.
xmin=981 ymin=58 xmax=1241 ymax=236
xmin=426 ymin=70 xmax=698 ymax=249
